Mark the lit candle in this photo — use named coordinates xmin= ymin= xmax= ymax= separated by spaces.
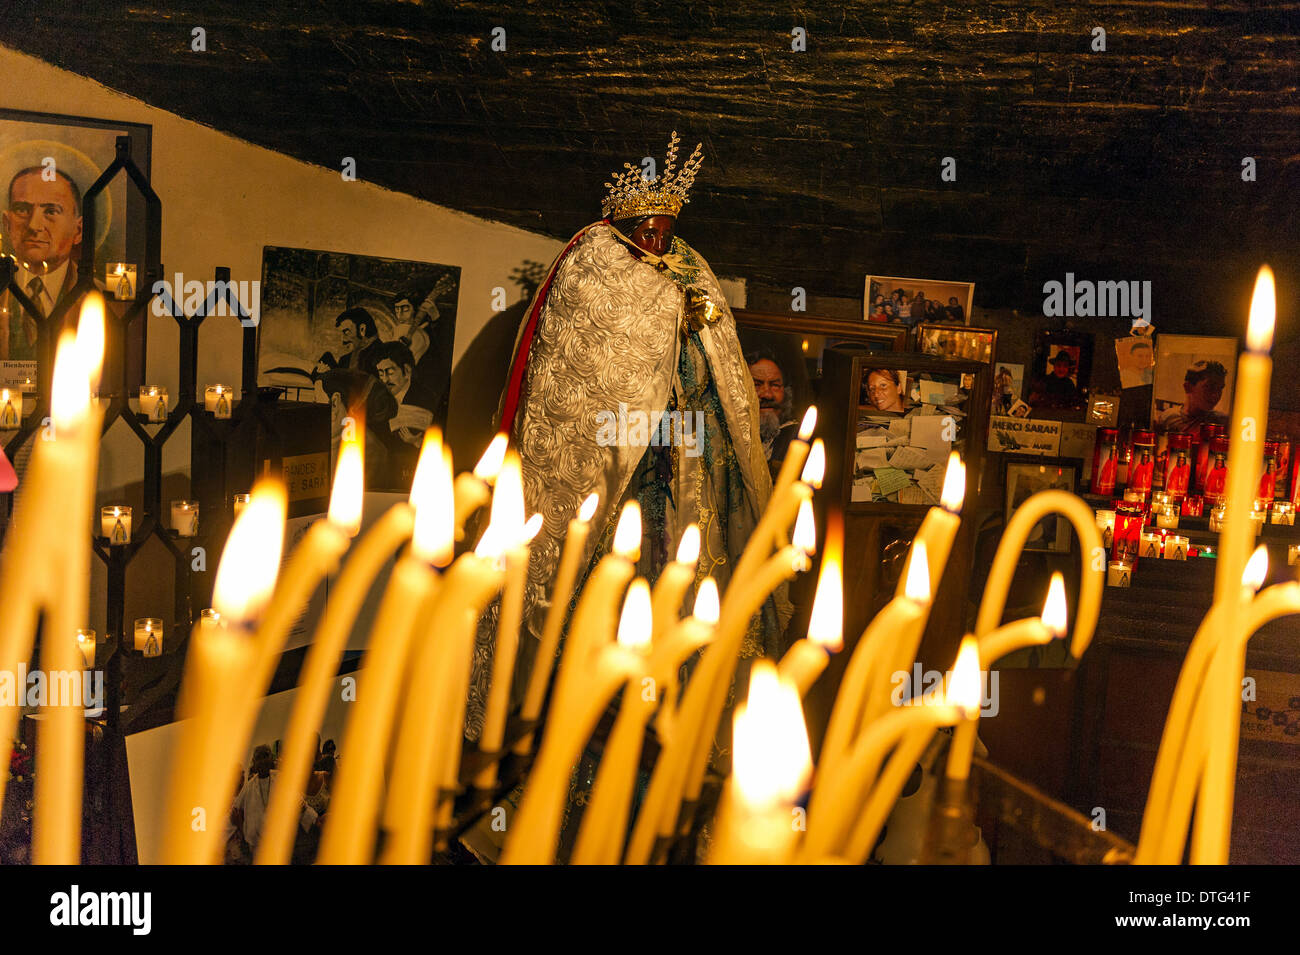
xmin=1165 ymin=535 xmax=1188 ymax=561
xmin=900 ymin=451 xmax=965 ymax=597
xmin=76 ymin=629 xmax=96 ymax=668
xmin=650 ymin=524 xmax=700 ymax=646
xmin=709 ymin=662 xmax=811 ymax=865
xmin=677 ymin=497 xmax=815 ymax=812
xmin=316 ymin=435 xmax=450 ymax=866
xmin=1107 ymin=561 xmax=1132 ymax=587
xmin=549 ymin=500 xmax=642 ymax=717
xmin=514 ymin=488 xmax=600 ymax=758
xmin=1156 ymin=509 xmax=1180 ymax=530
xmin=378 ymin=471 xmax=506 ymax=865
xmin=1095 ymin=509 xmax=1115 ymax=550
xmin=259 ymin=434 xmax=427 ymax=866
xmin=777 ymin=513 xmax=843 ymax=696
xmin=161 ymin=481 xmax=285 ymax=864
xmin=204 ymin=384 xmax=232 ymax=418
xmin=231 ymin=493 xmax=251 ymax=517
xmin=501 ymin=617 xmax=645 ymax=864
xmin=0 ymin=388 xmax=16 ymax=429
xmin=138 ymin=386 xmax=167 ymax=423
xmin=1271 ymin=501 xmax=1294 ymax=525
xmin=1195 ymin=266 xmax=1275 ymax=865
xmin=571 ymin=579 xmax=717 ymax=865
xmin=476 ymin=449 xmax=541 ymax=789
xmin=802 ymin=639 xmax=979 ymax=862
xmin=1140 ymin=532 xmax=1163 ymax=559
xmin=732 ymin=407 xmax=815 ymax=584
xmin=976 ymin=489 xmax=1103 ymax=660
xmin=7 ymin=306 xmax=105 ymax=864
xmin=100 ymin=505 xmax=132 ymax=543
xmin=454 ymin=431 xmax=507 ymax=537
xmin=809 ymin=541 xmax=930 ymax=827
xmin=133 ymin=617 xmax=164 ymax=656
xmin=170 ymin=500 xmax=199 ymax=537
xmin=946 ymin=577 xmax=1067 ymax=783
xmin=514 ymin=491 xmax=599 ymax=756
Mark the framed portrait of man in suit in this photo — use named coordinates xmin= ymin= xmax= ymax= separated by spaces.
xmin=0 ymin=108 xmax=152 ymax=392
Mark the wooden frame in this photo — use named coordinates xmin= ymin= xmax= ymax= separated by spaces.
xmin=822 ymin=347 xmax=992 ymax=515
xmin=915 ymin=323 xmax=998 ymax=366
xmin=1002 ymin=455 xmax=1083 ymax=553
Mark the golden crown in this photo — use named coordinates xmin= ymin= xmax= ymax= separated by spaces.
xmin=601 ymin=131 xmax=704 ymax=222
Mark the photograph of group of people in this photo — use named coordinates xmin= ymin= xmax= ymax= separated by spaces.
xmin=863 ymin=274 xmax=974 ymax=327
xmin=257 ymin=246 xmax=460 ymax=491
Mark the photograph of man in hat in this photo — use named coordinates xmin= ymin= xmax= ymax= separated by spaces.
xmin=1028 ymin=346 xmax=1085 ymax=410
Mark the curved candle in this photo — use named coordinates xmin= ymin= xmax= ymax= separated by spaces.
xmin=974 ymin=490 xmax=1103 ymax=659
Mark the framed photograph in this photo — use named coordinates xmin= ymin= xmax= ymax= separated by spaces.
xmin=820 ymin=349 xmax=990 ymax=509
xmin=916 ymin=323 xmax=997 ymax=365
xmin=0 ymin=108 xmax=152 ymax=388
xmin=1151 ymin=334 xmax=1237 ymax=434
xmin=1003 ymin=456 xmax=1081 ymax=553
xmin=732 ymin=309 xmax=905 ymax=481
xmin=1115 ymin=334 xmax=1156 ymax=389
xmin=864 ymin=274 xmax=975 ymax=326
xmin=1025 ymin=329 xmax=1094 ymax=419
xmin=257 ymin=246 xmax=461 ymax=492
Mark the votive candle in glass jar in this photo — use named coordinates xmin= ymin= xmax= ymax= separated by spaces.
xmin=1250 ymin=506 xmax=1267 ymax=535
xmin=1114 ymin=502 xmax=1146 ymax=567
xmin=1140 ymin=532 xmax=1163 ymax=559
xmin=1155 ymin=508 xmax=1179 ymax=530
xmin=171 ymin=500 xmax=199 ymax=537
xmin=1209 ymin=503 xmax=1227 ymax=532
xmin=1095 ymin=509 xmax=1116 ymax=551
xmin=204 ymin=384 xmax=233 ymax=419
xmin=1108 ymin=561 xmax=1132 ymax=587
xmin=200 ymin=608 xmax=222 ymax=629
xmin=1272 ymin=501 xmax=1295 ymax=526
xmin=76 ymin=629 xmax=96 ymax=668
xmin=138 ymin=386 xmax=168 ymax=423
xmin=134 ymin=618 xmax=163 ymax=657
xmin=1165 ymin=535 xmax=1188 ymax=561
xmin=100 ymin=505 xmax=132 ymax=544
xmin=231 ymin=493 xmax=251 ymax=518
xmin=0 ymin=388 xmax=18 ymax=429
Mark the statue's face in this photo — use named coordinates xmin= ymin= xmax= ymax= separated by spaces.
xmin=619 ymin=215 xmax=675 ymax=255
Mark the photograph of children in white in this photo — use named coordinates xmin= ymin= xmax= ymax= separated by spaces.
xmin=853 ymin=369 xmax=968 ymax=503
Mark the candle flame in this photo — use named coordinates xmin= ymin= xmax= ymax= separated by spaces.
xmin=523 ymin=512 xmax=544 ymax=542
xmin=807 ymin=513 xmax=843 ymax=652
xmin=1247 ymin=265 xmax=1276 ymax=354
xmin=798 ymin=405 xmax=818 ymax=441
xmin=411 ymin=431 xmax=455 ymax=566
xmin=473 ymin=432 xmax=509 ymax=483
xmin=940 ymin=452 xmax=966 ymax=512
xmin=733 ymin=661 xmax=812 ymax=811
xmin=327 ymin=429 xmax=364 ymax=536
xmin=946 ymin=636 xmax=982 ymax=715
xmin=903 ymin=539 xmax=931 ymax=604
xmin=1242 ymin=544 xmax=1269 ymax=590
xmin=578 ymin=492 xmax=599 ymax=523
xmin=676 ymin=523 xmax=701 ymax=565
xmin=792 ymin=498 xmax=816 ymax=554
xmin=693 ymin=577 xmax=720 ymax=625
xmin=617 ymin=578 xmax=653 ymax=652
xmin=76 ymin=291 xmax=106 ymax=394
xmin=800 ymin=439 xmax=826 ymax=488
xmin=490 ymin=450 xmax=526 ymax=547
xmin=613 ymin=500 xmax=642 ymax=561
xmin=51 ymin=330 xmax=90 ymax=432
xmin=212 ymin=480 xmax=286 ymax=627
xmin=1041 ymin=572 xmax=1068 ymax=638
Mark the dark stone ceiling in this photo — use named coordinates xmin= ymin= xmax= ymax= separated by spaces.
xmin=4 ymin=1 xmax=1298 ymax=326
